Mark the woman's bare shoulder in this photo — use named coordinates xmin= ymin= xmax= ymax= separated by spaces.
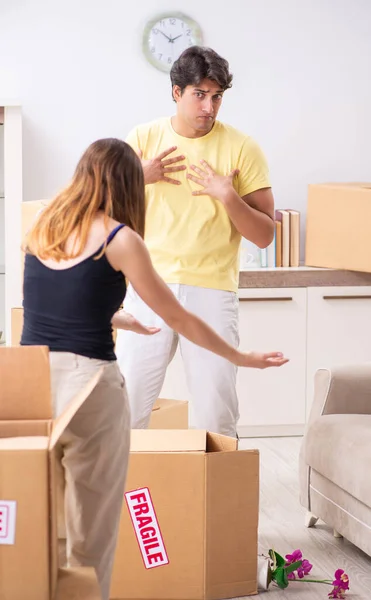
xmin=105 ymin=224 xmax=144 ymax=270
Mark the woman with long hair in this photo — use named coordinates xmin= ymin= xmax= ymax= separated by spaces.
xmin=21 ymin=138 xmax=288 ymax=600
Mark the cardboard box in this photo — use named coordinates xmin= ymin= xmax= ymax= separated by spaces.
xmin=11 ymin=307 xmax=118 ymax=349
xmin=110 ymin=430 xmax=259 ymax=600
xmin=55 ymin=568 xmax=101 ymax=600
xmin=21 ymin=200 xmax=50 ymax=286
xmin=11 ymin=307 xmax=23 ymax=346
xmin=305 ymin=183 xmax=371 ymax=272
xmin=57 ymin=397 xmax=188 ymax=541
xmin=21 ymin=199 xmax=49 ymax=248
xmin=149 ymin=398 xmax=188 ymax=429
xmin=0 ymin=346 xmax=103 ymax=600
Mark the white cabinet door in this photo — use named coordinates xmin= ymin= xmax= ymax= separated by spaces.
xmin=306 ymin=286 xmax=371 ymax=417
xmin=237 ymin=288 xmax=307 ymax=435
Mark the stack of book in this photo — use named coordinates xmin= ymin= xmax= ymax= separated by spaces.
xmin=259 ymin=209 xmax=300 ymax=268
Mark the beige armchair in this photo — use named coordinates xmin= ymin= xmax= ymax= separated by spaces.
xmin=299 ymin=364 xmax=371 ymax=556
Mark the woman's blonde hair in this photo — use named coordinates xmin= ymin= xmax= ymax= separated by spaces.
xmin=26 ymin=138 xmax=145 ymax=260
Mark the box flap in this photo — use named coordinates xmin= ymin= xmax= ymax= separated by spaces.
xmin=0 ymin=346 xmax=52 ymax=419
xmin=349 ymin=182 xmax=371 ymax=189
xmin=205 ymin=449 xmax=259 ymax=598
xmin=310 ymin=182 xmax=371 ymax=191
xmin=149 ymin=399 xmax=189 ymax=430
xmin=49 ymin=367 xmax=105 ymax=450
xmin=54 ymin=567 xmax=101 ymax=600
xmin=0 ymin=436 xmax=49 ymax=450
xmin=154 ymin=398 xmax=188 ymax=411
xmin=206 ymin=432 xmax=238 ymax=452
xmin=0 ymin=420 xmax=50 ymax=438
xmin=130 ymin=429 xmax=207 ymax=452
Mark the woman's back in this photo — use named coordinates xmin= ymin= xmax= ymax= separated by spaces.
xmin=21 ymin=218 xmax=126 ymax=360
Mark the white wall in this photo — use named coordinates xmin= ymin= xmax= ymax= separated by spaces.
xmin=1 ymin=0 xmax=371 ymax=258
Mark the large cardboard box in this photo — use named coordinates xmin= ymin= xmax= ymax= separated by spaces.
xmin=305 ymin=183 xmax=371 ymax=272
xmin=55 ymin=568 xmax=101 ymax=600
xmin=110 ymin=430 xmax=259 ymax=600
xmin=149 ymin=398 xmax=188 ymax=429
xmin=0 ymin=346 xmax=103 ymax=600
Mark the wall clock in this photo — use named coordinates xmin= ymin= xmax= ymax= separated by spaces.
xmin=143 ymin=12 xmax=203 ymax=73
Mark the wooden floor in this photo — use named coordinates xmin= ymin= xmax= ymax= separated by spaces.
xmin=59 ymin=436 xmax=371 ymax=598
xmin=239 ymin=436 xmax=371 ymax=598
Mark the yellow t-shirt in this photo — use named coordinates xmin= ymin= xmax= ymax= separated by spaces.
xmin=126 ymin=118 xmax=270 ymax=292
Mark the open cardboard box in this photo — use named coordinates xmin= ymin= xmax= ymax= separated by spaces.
xmin=55 ymin=394 xmax=189 ymax=541
xmin=55 ymin=567 xmax=101 ymax=600
xmin=0 ymin=346 xmax=104 ymax=600
xmin=110 ymin=429 xmax=259 ymax=600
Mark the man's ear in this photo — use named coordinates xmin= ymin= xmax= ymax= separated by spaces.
xmin=172 ymin=85 xmax=182 ymax=102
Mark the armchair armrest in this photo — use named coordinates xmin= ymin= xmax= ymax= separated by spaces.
xmin=308 ymin=363 xmax=371 ymax=424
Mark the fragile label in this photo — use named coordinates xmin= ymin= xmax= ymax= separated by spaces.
xmin=0 ymin=501 xmax=17 ymax=545
xmin=125 ymin=487 xmax=169 ymax=569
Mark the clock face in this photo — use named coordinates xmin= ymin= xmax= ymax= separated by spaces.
xmin=143 ymin=13 xmax=203 ymax=73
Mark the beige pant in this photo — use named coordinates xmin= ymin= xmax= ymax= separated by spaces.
xmin=116 ymin=283 xmax=240 ymax=437
xmin=50 ymin=352 xmax=130 ymax=600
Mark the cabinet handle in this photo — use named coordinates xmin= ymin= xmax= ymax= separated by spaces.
xmin=239 ymin=297 xmax=293 ymax=302
xmin=323 ymin=295 xmax=371 ymax=300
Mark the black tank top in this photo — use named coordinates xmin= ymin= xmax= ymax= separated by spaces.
xmin=21 ymin=224 xmax=127 ymax=360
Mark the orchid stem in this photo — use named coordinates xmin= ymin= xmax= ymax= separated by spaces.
xmin=288 ymin=579 xmax=332 ymax=585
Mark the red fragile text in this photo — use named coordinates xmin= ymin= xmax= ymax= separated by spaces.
xmin=125 ymin=487 xmax=169 ymax=569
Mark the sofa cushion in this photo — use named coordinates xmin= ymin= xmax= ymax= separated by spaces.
xmin=304 ymin=414 xmax=371 ymax=509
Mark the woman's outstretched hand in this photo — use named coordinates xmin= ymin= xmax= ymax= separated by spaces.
xmin=235 ymin=350 xmax=289 ymax=369
xmin=112 ymin=310 xmax=161 ymax=336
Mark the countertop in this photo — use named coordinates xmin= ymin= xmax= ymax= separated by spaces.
xmin=238 ymin=266 xmax=371 ymax=288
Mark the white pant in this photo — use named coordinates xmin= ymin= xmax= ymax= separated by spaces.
xmin=116 ymin=284 xmax=240 ymax=437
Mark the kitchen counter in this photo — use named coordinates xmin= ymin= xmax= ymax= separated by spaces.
xmin=238 ymin=266 xmax=371 ymax=288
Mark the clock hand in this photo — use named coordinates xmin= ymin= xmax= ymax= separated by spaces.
xmin=158 ymin=30 xmax=172 ymax=41
xmin=171 ymin=34 xmax=183 ymax=42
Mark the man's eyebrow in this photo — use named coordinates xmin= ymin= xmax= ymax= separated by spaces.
xmin=193 ymin=88 xmax=224 ymax=94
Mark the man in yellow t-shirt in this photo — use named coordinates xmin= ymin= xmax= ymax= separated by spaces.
xmin=116 ymin=46 xmax=275 ymax=437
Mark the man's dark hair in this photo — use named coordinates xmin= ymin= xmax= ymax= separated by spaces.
xmin=170 ymin=46 xmax=233 ymax=96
